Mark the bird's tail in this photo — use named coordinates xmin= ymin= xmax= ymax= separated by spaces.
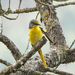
xmin=38 ymin=49 xmax=47 ymax=68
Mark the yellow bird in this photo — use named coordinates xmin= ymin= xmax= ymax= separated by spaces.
xmin=29 ymin=19 xmax=53 ymax=68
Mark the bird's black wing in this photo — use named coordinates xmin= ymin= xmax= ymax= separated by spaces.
xmin=39 ymin=27 xmax=53 ymax=43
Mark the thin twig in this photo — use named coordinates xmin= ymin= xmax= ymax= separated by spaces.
xmin=2 ymin=14 xmax=19 ymax=20
xmin=2 ymin=0 xmax=22 ymax=20
xmin=0 ymin=59 xmax=11 ymax=66
xmin=69 ymin=39 xmax=75 ymax=50
xmin=18 ymin=0 xmax=22 ymax=9
xmin=0 ymin=0 xmax=2 ymax=13
xmin=46 ymin=67 xmax=73 ymax=75
xmin=23 ymin=39 xmax=29 ymax=55
xmin=54 ymin=2 xmax=75 ymax=8
xmin=0 ymin=16 xmax=3 ymax=34
xmin=8 ymin=0 xmax=11 ymax=10
xmin=0 ymin=0 xmax=1 ymax=8
xmin=35 ymin=11 xmax=39 ymax=19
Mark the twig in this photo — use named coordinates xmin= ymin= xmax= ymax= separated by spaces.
xmin=2 ymin=0 xmax=22 ymax=20
xmin=0 ymin=0 xmax=2 ymax=10
xmin=18 ymin=0 xmax=22 ymax=9
xmin=54 ymin=2 xmax=75 ymax=8
xmin=0 ymin=34 xmax=22 ymax=61
xmin=23 ymin=39 xmax=29 ymax=55
xmin=35 ymin=11 xmax=39 ymax=19
xmin=3 ymin=7 xmax=37 ymax=14
xmin=0 ymin=59 xmax=11 ymax=66
xmin=2 ymin=14 xmax=19 ymax=20
xmin=0 ymin=36 xmax=47 ymax=75
xmin=0 ymin=0 xmax=3 ymax=15
xmin=69 ymin=39 xmax=75 ymax=50
xmin=8 ymin=0 xmax=11 ymax=10
xmin=0 ymin=16 xmax=3 ymax=34
xmin=46 ymin=67 xmax=73 ymax=75
xmin=54 ymin=0 xmax=68 ymax=1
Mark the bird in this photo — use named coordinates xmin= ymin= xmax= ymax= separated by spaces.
xmin=29 ymin=19 xmax=53 ymax=68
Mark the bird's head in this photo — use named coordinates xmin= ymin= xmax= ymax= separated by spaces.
xmin=29 ymin=19 xmax=40 ymax=29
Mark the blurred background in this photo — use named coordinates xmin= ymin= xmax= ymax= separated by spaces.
xmin=0 ymin=0 xmax=75 ymax=74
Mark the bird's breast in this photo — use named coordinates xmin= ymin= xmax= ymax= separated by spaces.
xmin=29 ymin=27 xmax=42 ymax=45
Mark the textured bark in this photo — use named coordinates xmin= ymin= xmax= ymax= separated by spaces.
xmin=0 ymin=36 xmax=47 ymax=75
xmin=0 ymin=59 xmax=11 ymax=66
xmin=35 ymin=0 xmax=68 ymax=67
xmin=0 ymin=35 xmax=22 ymax=61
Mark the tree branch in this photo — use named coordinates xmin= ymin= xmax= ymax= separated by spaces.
xmin=0 ymin=35 xmax=22 ymax=61
xmin=54 ymin=0 xmax=68 ymax=1
xmin=17 ymin=69 xmax=52 ymax=75
xmin=54 ymin=2 xmax=75 ymax=8
xmin=1 ymin=0 xmax=22 ymax=20
xmin=3 ymin=7 xmax=37 ymax=15
xmin=46 ymin=67 xmax=73 ymax=75
xmin=64 ymin=48 xmax=75 ymax=64
xmin=0 ymin=59 xmax=11 ymax=66
xmin=0 ymin=36 xmax=47 ymax=75
xmin=2 ymin=14 xmax=19 ymax=20
xmin=2 ymin=1 xmax=75 ymax=15
xmin=5 ymin=47 xmax=74 ymax=75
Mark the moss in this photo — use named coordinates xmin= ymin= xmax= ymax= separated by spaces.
xmin=42 ymin=9 xmax=49 ymax=22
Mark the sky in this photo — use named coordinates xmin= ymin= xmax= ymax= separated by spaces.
xmin=0 ymin=0 xmax=75 ymax=74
